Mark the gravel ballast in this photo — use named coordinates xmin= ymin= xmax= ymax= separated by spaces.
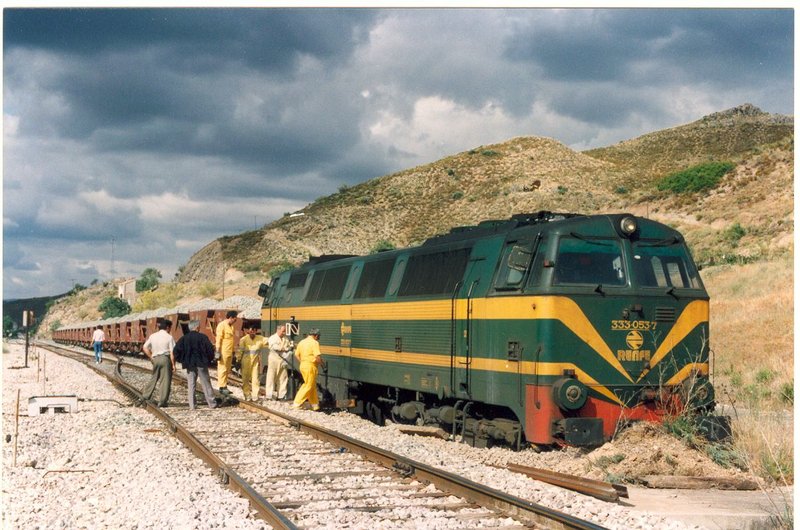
xmin=3 ymin=341 xmax=704 ymax=529
xmin=2 ymin=342 xmax=268 ymax=530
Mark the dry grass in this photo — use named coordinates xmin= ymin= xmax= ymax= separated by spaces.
xmin=701 ymin=256 xmax=794 ymax=484
xmin=727 ymin=409 xmax=794 ymax=485
xmin=704 ymin=257 xmax=794 ymax=409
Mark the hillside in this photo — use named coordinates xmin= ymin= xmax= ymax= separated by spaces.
xmin=36 ymin=103 xmax=793 ymax=336
xmin=179 ymin=104 xmax=793 ymax=283
xmin=3 ymin=293 xmax=66 ymax=332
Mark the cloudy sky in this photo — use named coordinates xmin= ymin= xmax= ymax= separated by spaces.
xmin=3 ymin=8 xmax=794 ymax=300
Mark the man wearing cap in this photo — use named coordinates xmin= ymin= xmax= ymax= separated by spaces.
xmin=292 ymin=328 xmax=323 ymax=411
xmin=265 ymin=324 xmax=291 ymax=402
xmin=215 ymin=310 xmax=238 ymax=396
xmin=237 ymin=323 xmax=268 ymax=401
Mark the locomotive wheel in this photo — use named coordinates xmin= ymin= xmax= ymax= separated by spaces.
xmin=365 ymin=401 xmax=385 ymax=426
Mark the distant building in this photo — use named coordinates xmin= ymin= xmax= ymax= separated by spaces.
xmin=117 ymin=278 xmax=137 ymax=305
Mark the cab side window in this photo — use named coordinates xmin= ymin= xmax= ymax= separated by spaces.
xmin=494 ymin=241 xmax=535 ymax=290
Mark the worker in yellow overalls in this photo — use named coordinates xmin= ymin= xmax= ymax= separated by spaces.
xmin=214 ymin=310 xmax=238 ymax=396
xmin=237 ymin=324 xmax=268 ymax=401
xmin=292 ymin=328 xmax=323 ymax=411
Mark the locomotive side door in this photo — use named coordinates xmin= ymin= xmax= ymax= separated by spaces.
xmin=453 ymin=254 xmax=487 ymax=400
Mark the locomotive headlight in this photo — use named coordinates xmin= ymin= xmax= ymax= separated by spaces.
xmin=619 ymin=216 xmax=638 ymax=237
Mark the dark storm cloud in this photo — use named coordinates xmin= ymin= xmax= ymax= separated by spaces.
xmin=501 ymin=9 xmax=793 ymax=126
xmin=504 ymin=9 xmax=793 ymax=84
xmin=3 ymin=8 xmax=793 ymax=300
xmin=4 ymin=8 xmax=374 ymax=70
xmin=5 ymin=8 xmax=374 ymax=176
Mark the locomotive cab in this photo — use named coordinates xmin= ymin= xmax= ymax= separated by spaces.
xmin=508 ymin=214 xmax=720 ymax=445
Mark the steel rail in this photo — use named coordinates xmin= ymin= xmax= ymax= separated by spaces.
xmin=239 ymin=401 xmax=608 ymax=530
xmin=42 ymin=342 xmax=607 ymax=530
xmin=505 ymin=463 xmax=628 ymax=503
xmin=37 ymin=342 xmax=297 ymax=530
xmin=108 ymin=358 xmax=298 ymax=530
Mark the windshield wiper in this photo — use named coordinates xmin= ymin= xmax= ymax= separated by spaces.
xmin=665 ymin=286 xmax=679 ymax=299
xmin=639 ymin=236 xmax=681 ymax=248
xmin=569 ymin=232 xmax=613 ymax=247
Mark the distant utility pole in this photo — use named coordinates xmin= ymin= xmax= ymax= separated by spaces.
xmin=22 ymin=310 xmax=34 ymax=368
xmin=254 ymin=216 xmax=258 ymax=230
xmin=110 ymin=236 xmax=116 ymax=279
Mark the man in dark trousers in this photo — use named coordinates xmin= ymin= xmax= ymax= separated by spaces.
xmin=173 ymin=319 xmax=217 ymax=410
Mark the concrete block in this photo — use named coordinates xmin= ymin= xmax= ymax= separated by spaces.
xmin=28 ymin=395 xmax=79 ymax=416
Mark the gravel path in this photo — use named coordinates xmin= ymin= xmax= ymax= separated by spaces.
xmin=2 ymin=340 xmax=701 ymax=529
xmin=2 ymin=341 xmax=268 ymax=530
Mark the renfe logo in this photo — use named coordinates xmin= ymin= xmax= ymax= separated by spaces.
xmin=625 ymin=330 xmax=644 ymax=350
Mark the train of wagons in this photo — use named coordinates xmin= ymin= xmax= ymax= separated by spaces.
xmin=53 ymin=308 xmax=262 ymax=363
xmin=56 ymin=211 xmax=730 ymax=449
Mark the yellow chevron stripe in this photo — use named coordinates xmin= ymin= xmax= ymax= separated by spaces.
xmin=319 ymin=345 xmax=624 ymax=405
xmin=665 ymin=363 xmax=710 ymax=386
xmin=639 ymin=300 xmax=709 ymax=383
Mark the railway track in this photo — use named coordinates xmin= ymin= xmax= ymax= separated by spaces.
xmin=37 ymin=341 xmax=608 ymax=530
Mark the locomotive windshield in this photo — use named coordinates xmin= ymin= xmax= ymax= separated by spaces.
xmin=631 ymin=240 xmax=703 ymax=289
xmin=553 ymin=237 xmax=626 ymax=286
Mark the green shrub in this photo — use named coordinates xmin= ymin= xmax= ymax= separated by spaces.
xmin=371 ymin=240 xmax=396 ymax=253
xmin=657 ymin=161 xmax=735 ymax=193
xmin=724 ymin=222 xmax=747 ymax=246
xmin=595 ymin=453 xmax=625 ymax=468
xmin=3 ymin=315 xmax=17 ymax=337
xmin=135 ymin=268 xmax=161 ymax=292
xmin=98 ymin=296 xmax=131 ymax=318
xmin=267 ymin=261 xmax=295 ymax=278
xmin=451 ymin=191 xmax=464 ymax=200
xmin=743 ymin=383 xmax=771 ymax=405
xmin=705 ymin=442 xmax=747 ymax=470
xmin=663 ymin=415 xmax=701 ymax=449
xmin=481 ymin=150 xmax=500 ymax=157
xmin=755 ymin=369 xmax=775 ymax=384
xmin=780 ymin=381 xmax=793 ymax=404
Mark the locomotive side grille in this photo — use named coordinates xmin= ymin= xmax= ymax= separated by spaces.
xmin=654 ymin=307 xmax=676 ymax=322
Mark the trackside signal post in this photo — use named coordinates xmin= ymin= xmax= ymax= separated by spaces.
xmin=22 ymin=310 xmax=34 ymax=368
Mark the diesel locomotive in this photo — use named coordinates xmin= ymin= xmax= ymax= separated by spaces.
xmin=260 ymin=211 xmax=728 ymax=448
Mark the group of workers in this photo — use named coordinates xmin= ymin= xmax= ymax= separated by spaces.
xmin=135 ymin=310 xmax=323 ymax=411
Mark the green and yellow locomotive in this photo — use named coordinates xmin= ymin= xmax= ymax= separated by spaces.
xmin=260 ymin=212 xmax=727 ymax=448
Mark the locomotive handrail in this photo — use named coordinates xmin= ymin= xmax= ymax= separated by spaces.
xmin=449 ymin=280 xmax=462 ymax=397
xmin=462 ymin=278 xmax=480 ymax=396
